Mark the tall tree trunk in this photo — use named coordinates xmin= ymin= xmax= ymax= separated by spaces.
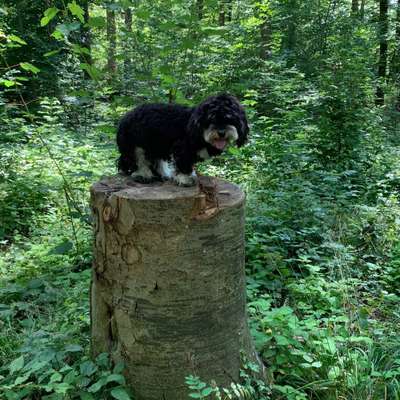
xmin=284 ymin=0 xmax=297 ymax=65
xmin=219 ymin=2 xmax=225 ymax=26
xmin=107 ymin=8 xmax=117 ymax=76
xmin=352 ymin=0 xmax=359 ymax=14
xmin=197 ymin=0 xmax=204 ymax=20
xmin=226 ymin=0 xmax=232 ymax=22
xmin=396 ymin=0 xmax=400 ymax=110
xmin=260 ymin=17 xmax=271 ymax=59
xmin=360 ymin=0 xmax=366 ymax=19
xmin=80 ymin=0 xmax=92 ymax=79
xmin=376 ymin=0 xmax=388 ymax=106
xmin=123 ymin=7 xmax=132 ymax=87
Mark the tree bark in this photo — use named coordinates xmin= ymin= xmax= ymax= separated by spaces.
xmin=197 ymin=0 xmax=204 ymax=20
xmin=107 ymin=8 xmax=117 ymax=75
xmin=90 ymin=175 xmax=265 ymax=400
xmin=376 ymin=0 xmax=388 ymax=106
xmin=80 ymin=0 xmax=92 ymax=79
xmin=226 ymin=0 xmax=232 ymax=22
xmin=219 ymin=1 xmax=225 ymax=26
xmin=396 ymin=0 xmax=400 ymax=109
xmin=352 ymin=0 xmax=359 ymax=14
xmin=360 ymin=0 xmax=366 ymax=19
xmin=123 ymin=7 xmax=132 ymax=87
xmin=260 ymin=16 xmax=271 ymax=59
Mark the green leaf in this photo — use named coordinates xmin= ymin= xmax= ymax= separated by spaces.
xmin=41 ymin=7 xmax=59 ymax=27
xmin=0 ymin=79 xmax=16 ymax=87
xmin=201 ymin=387 xmax=213 ymax=396
xmin=105 ymin=374 xmax=126 ymax=385
xmin=44 ymin=49 xmax=62 ymax=57
xmin=55 ymin=22 xmax=81 ymax=38
xmin=49 ymin=372 xmax=62 ymax=383
xmin=328 ymin=366 xmax=341 ymax=380
xmin=68 ymin=1 xmax=85 ymax=23
xmin=9 ymin=356 xmax=24 ymax=375
xmin=110 ymin=387 xmax=131 ymax=400
xmin=48 ymin=240 xmax=73 ymax=255
xmin=14 ymin=374 xmax=30 ymax=385
xmin=80 ymin=63 xmax=101 ymax=81
xmin=79 ymin=393 xmax=95 ymax=400
xmin=65 ymin=344 xmax=83 ymax=352
xmin=8 ymin=34 xmax=27 ymax=45
xmin=87 ymin=16 xmax=106 ymax=28
xmin=20 ymin=62 xmax=40 ymax=74
xmin=88 ymin=378 xmax=107 ymax=393
xmin=80 ymin=361 xmax=97 ymax=377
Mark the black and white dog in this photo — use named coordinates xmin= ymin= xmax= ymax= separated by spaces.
xmin=116 ymin=94 xmax=249 ymax=186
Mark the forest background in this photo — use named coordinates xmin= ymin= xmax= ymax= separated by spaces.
xmin=1 ymin=0 xmax=400 ymax=399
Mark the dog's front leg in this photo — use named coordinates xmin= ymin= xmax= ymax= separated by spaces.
xmin=172 ymin=151 xmax=197 ymax=187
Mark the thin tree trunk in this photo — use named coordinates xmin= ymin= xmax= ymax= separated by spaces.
xmin=352 ymin=0 xmax=359 ymax=14
xmin=107 ymin=8 xmax=117 ymax=75
xmin=219 ymin=1 xmax=225 ymax=26
xmin=376 ymin=0 xmax=388 ymax=106
xmin=396 ymin=0 xmax=400 ymax=110
xmin=360 ymin=0 xmax=366 ymax=19
xmin=260 ymin=17 xmax=271 ymax=59
xmin=226 ymin=0 xmax=232 ymax=22
xmin=124 ymin=7 xmax=132 ymax=85
xmin=197 ymin=0 xmax=204 ymax=20
xmin=80 ymin=0 xmax=92 ymax=79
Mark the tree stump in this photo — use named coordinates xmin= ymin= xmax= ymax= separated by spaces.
xmin=90 ymin=175 xmax=264 ymax=400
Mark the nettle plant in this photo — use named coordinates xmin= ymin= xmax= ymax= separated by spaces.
xmin=1 ymin=349 xmax=132 ymax=400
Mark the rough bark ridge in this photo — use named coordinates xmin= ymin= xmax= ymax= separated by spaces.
xmin=90 ymin=175 xmax=264 ymax=400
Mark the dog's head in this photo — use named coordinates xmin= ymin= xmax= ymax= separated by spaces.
xmin=188 ymin=94 xmax=249 ymax=151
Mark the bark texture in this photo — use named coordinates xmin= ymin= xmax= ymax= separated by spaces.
xmin=90 ymin=175 xmax=264 ymax=400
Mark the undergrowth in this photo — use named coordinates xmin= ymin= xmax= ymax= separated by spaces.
xmin=1 ymin=95 xmax=400 ymax=400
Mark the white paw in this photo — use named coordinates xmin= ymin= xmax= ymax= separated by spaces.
xmin=173 ymin=173 xmax=197 ymax=187
xmin=157 ymin=160 xmax=175 ymax=180
xmin=131 ymin=168 xmax=154 ymax=182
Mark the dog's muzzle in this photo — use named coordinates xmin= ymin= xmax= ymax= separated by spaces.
xmin=204 ymin=125 xmax=239 ymax=150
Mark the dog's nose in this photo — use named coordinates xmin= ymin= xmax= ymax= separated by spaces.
xmin=217 ymin=129 xmax=225 ymax=137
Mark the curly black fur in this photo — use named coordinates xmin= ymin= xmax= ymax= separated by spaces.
xmin=116 ymin=94 xmax=249 ymax=185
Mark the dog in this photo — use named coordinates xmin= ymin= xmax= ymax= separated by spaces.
xmin=116 ymin=93 xmax=249 ymax=186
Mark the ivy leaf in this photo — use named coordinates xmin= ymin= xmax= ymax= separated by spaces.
xmin=8 ymin=34 xmax=27 ymax=45
xmin=41 ymin=7 xmax=59 ymax=27
xmin=110 ymin=387 xmax=131 ymax=400
xmin=20 ymin=62 xmax=40 ymax=74
xmin=9 ymin=356 xmax=24 ymax=375
xmin=68 ymin=1 xmax=85 ymax=23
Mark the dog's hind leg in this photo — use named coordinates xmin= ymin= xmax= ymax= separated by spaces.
xmin=156 ymin=159 xmax=175 ymax=181
xmin=130 ymin=147 xmax=154 ymax=182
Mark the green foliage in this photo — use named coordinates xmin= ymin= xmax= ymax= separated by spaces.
xmin=2 ymin=0 xmax=400 ymax=399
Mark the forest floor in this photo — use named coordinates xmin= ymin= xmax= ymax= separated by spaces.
xmin=1 ymin=102 xmax=400 ymax=400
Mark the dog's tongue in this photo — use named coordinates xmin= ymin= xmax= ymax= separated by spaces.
xmin=213 ymin=139 xmax=227 ymax=150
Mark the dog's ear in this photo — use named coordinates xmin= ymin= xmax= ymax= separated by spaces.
xmin=236 ymin=112 xmax=249 ymax=147
xmin=187 ymin=104 xmax=208 ymax=143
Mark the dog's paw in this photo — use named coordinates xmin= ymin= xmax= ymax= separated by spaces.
xmin=131 ymin=171 xmax=155 ymax=183
xmin=173 ymin=173 xmax=197 ymax=187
